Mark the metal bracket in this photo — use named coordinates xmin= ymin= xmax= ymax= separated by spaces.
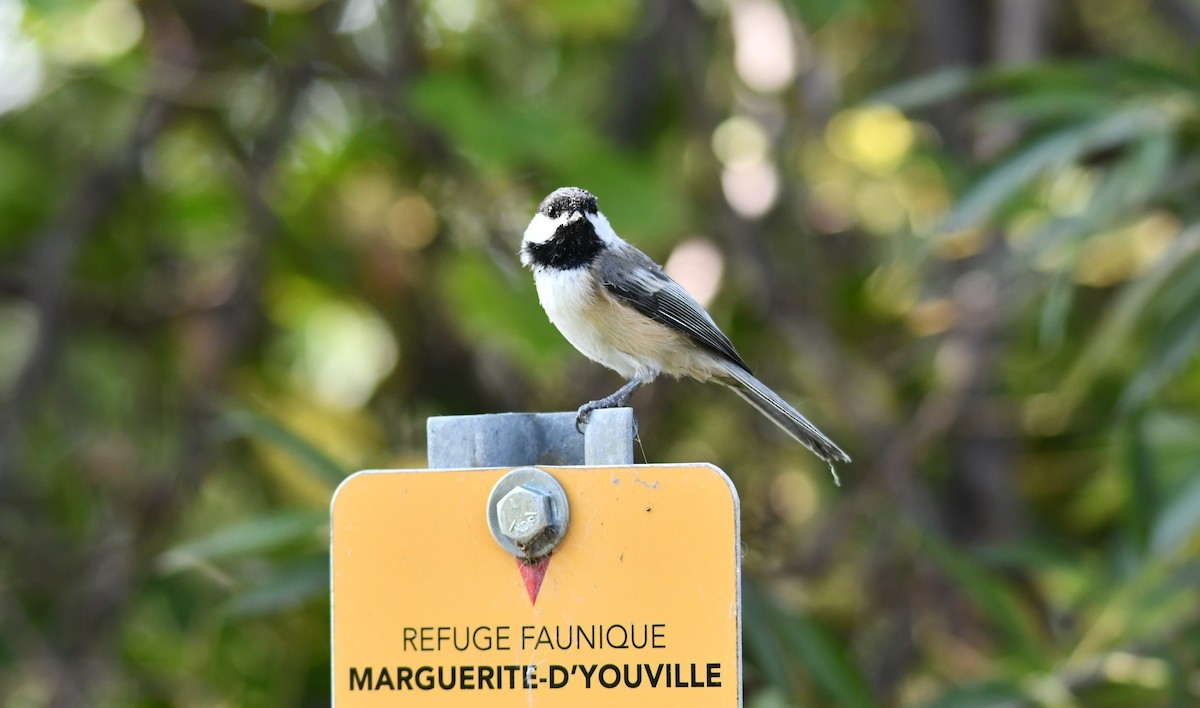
xmin=426 ymin=408 xmax=635 ymax=469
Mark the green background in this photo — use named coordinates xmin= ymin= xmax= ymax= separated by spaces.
xmin=3 ymin=0 xmax=1200 ymax=705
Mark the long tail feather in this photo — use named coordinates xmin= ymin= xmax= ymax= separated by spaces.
xmin=720 ymin=365 xmax=850 ymax=477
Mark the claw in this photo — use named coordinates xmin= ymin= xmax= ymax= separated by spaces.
xmin=575 ymin=399 xmax=603 ymax=433
xmin=574 ymin=377 xmax=646 ymax=436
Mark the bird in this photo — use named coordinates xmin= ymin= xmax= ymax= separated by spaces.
xmin=519 ymin=186 xmax=850 ymax=478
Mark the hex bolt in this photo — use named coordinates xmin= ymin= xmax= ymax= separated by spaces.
xmin=486 ymin=468 xmax=570 ymax=560
xmin=496 ymin=485 xmax=556 ymax=547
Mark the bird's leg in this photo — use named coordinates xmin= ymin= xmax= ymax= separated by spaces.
xmin=576 ymin=377 xmax=644 ymax=433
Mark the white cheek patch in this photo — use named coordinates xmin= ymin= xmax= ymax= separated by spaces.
xmin=585 ymin=212 xmax=625 ymax=247
xmin=523 ymin=211 xmax=579 ymax=245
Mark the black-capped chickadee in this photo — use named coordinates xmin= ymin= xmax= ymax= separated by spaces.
xmin=520 ymin=187 xmax=850 ymax=475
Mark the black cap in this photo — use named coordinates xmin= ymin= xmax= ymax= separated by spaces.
xmin=537 ymin=187 xmax=598 ymax=219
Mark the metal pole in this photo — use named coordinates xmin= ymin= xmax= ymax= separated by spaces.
xmin=426 ymin=408 xmax=635 ymax=469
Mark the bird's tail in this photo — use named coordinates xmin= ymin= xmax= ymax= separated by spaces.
xmin=720 ymin=364 xmax=850 ymax=476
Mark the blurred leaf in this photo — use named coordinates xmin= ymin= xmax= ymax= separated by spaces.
xmin=1038 ymin=273 xmax=1074 ymax=350
xmin=743 ymin=579 xmax=874 ymax=707
xmin=158 ymin=510 xmax=329 ymax=574
xmin=773 ymin=605 xmax=875 ymax=708
xmin=438 ymin=251 xmax=570 ymax=375
xmin=1093 ymin=58 xmax=1200 ymax=91
xmin=1069 ymin=556 xmax=1194 ymax=660
xmin=980 ymin=90 xmax=1113 ymax=124
xmin=785 ymin=0 xmax=868 ymax=29
xmin=919 ymin=534 xmax=1046 ymax=665
xmin=0 ymin=138 xmax=55 ymax=249
xmin=1061 ymin=226 xmax=1200 ymax=407
xmin=868 ymin=67 xmax=975 ymax=112
xmin=1120 ymin=131 xmax=1175 ymax=204
xmin=557 ymin=153 xmax=685 ymax=248
xmin=973 ymin=538 xmax=1079 ymax=570
xmin=871 ymin=58 xmax=1194 ymax=118
xmin=218 ymin=408 xmax=349 ymax=487
xmin=1150 ymin=472 xmax=1200 ymax=558
xmin=408 ymin=75 xmax=599 ymax=173
xmin=229 ymin=555 xmax=330 ymax=616
xmin=924 ymin=680 xmax=1024 ymax=708
xmin=977 ymin=58 xmax=1200 ymax=96
xmin=1122 ymin=298 xmax=1200 ymax=411
xmin=1154 ymin=249 xmax=1200 ymax=319
xmin=408 ymin=75 xmax=683 ymax=243
xmin=943 ymin=106 xmax=1172 ymax=233
xmin=1023 ymin=130 xmax=1176 ymax=256
xmin=746 ymin=687 xmax=793 ymax=708
xmin=742 ymin=580 xmax=797 ymax=700
xmin=532 ymin=0 xmax=639 ymax=37
xmin=1124 ymin=413 xmax=1159 ymax=555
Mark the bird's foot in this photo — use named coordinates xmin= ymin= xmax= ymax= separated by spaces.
xmin=574 ymin=401 xmax=641 ymax=438
xmin=575 ymin=395 xmax=622 ymax=433
xmin=575 ymin=377 xmax=646 ymax=434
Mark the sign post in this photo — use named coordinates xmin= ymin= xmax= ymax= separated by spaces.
xmin=331 ymin=409 xmax=742 ymax=706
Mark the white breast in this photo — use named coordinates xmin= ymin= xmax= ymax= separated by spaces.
xmin=534 ymin=266 xmax=649 ymax=380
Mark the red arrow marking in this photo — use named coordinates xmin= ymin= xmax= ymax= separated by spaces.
xmin=517 ymin=555 xmax=552 ymax=605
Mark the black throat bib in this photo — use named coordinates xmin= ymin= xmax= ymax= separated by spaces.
xmin=525 ymin=217 xmax=604 ymax=270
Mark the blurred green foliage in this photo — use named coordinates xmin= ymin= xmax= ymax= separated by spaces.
xmin=3 ymin=0 xmax=1200 ymax=705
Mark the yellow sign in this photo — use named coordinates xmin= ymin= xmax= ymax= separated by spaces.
xmin=331 ymin=464 xmax=741 ymax=706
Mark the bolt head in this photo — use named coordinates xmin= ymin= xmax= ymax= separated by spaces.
xmin=495 ymin=485 xmax=555 ymax=546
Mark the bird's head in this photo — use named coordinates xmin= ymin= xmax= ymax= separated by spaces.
xmin=521 ymin=187 xmax=610 ymax=270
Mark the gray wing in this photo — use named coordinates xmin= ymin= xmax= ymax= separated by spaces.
xmin=598 ymin=244 xmax=752 ymax=373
